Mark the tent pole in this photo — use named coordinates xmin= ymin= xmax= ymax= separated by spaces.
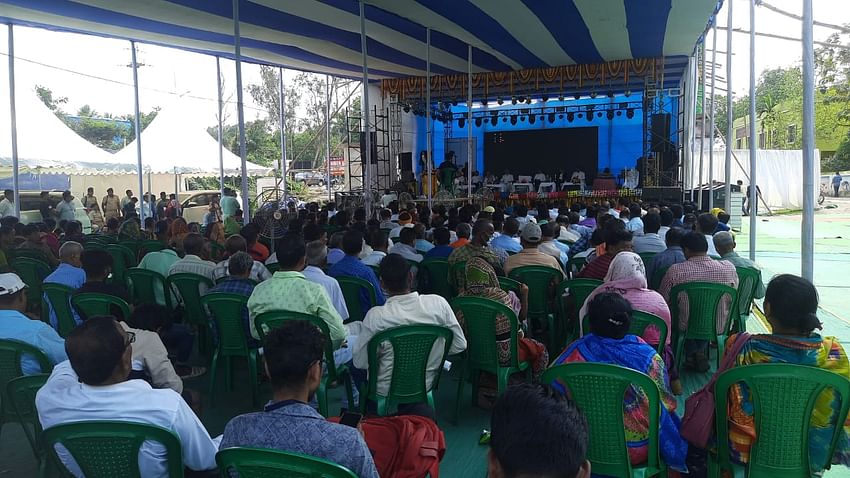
xmin=698 ymin=42 xmax=706 ymax=211
xmin=683 ymin=56 xmax=692 ymax=201
xmin=748 ymin=0 xmax=757 ymax=261
xmin=279 ymin=68 xmax=287 ymax=198
xmin=7 ymin=25 xmax=19 ymax=217
xmin=326 ymin=74 xmax=332 ymax=201
xmin=426 ymin=27 xmax=432 ymax=209
xmin=689 ymin=54 xmax=698 ymax=202
xmin=724 ymin=0 xmax=733 ymax=213
xmin=233 ymin=0 xmax=249 ymax=222
xmin=709 ymin=22 xmax=717 ymax=211
xmin=131 ymin=40 xmax=145 ymax=227
xmin=359 ymin=0 xmax=373 ymax=215
xmin=801 ymin=0 xmax=815 ymax=281
xmin=467 ymin=44 xmax=473 ymax=202
xmin=216 ymin=57 xmax=225 ymax=196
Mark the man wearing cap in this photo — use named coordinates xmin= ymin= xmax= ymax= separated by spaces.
xmin=504 ymin=223 xmax=564 ymax=279
xmin=0 ymin=273 xmax=67 ymax=375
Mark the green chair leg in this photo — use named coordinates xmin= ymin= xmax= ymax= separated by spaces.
xmin=208 ymin=351 xmax=219 ymax=406
xmin=318 ymin=379 xmax=329 ymax=418
xmin=453 ymin=359 xmax=466 ymax=425
xmin=248 ymin=351 xmax=259 ymax=408
xmin=225 ymin=356 xmax=234 ymax=391
xmin=342 ymin=372 xmax=355 ymax=412
xmin=497 ymin=368 xmax=511 ymax=393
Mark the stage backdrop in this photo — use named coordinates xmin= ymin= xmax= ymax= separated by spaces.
xmin=484 ymin=127 xmax=598 ymax=177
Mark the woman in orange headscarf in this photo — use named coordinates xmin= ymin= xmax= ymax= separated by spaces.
xmin=168 ymin=217 xmax=190 ymax=253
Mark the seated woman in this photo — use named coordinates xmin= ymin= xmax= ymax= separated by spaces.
xmin=455 ymin=257 xmax=549 ymax=380
xmin=723 ymin=274 xmax=850 ymax=469
xmin=579 ymin=252 xmax=680 ymax=394
xmin=553 ymin=292 xmax=687 ymax=471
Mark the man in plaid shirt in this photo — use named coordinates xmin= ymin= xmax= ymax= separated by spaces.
xmin=659 ymin=231 xmax=738 ymax=372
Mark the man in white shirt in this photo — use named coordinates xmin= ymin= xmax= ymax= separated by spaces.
xmin=0 ymin=189 xmax=15 ymax=218
xmin=697 ymin=213 xmax=721 ymax=256
xmin=388 ymin=227 xmax=423 ymax=263
xmin=36 ymin=316 xmax=219 ymax=477
xmin=168 ymin=234 xmax=216 ymax=281
xmin=500 ymin=171 xmax=514 ymax=184
xmin=353 ymin=254 xmax=466 ymax=398
xmin=302 ymin=240 xmax=349 ymax=322
xmin=632 ymin=212 xmax=667 ymax=254
xmin=213 ymin=235 xmax=272 ymax=283
xmin=361 ymin=229 xmax=388 ymax=267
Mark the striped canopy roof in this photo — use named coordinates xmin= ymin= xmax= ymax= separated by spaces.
xmin=0 ymin=0 xmax=721 ymax=81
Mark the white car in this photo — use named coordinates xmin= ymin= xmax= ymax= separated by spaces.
xmin=180 ymin=190 xmax=242 ymax=225
xmin=18 ymin=191 xmax=93 ymax=233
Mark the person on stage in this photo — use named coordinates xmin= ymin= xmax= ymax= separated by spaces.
xmin=500 ymin=170 xmax=514 ymax=184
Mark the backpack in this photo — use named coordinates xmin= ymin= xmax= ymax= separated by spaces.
xmin=330 ymin=414 xmax=445 ymax=478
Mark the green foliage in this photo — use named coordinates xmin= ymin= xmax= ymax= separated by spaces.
xmin=35 ymin=84 xmax=67 ymax=113
xmin=827 ymin=132 xmax=850 ymax=172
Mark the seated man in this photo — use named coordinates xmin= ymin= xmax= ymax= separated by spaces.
xmin=75 ymin=250 xmax=132 ymax=321
xmin=18 ymin=223 xmax=59 ymax=267
xmin=577 ymin=228 xmax=633 ymax=280
xmin=388 ymin=227 xmax=424 ymax=263
xmin=213 ymin=235 xmax=271 ymax=283
xmin=504 ymin=223 xmax=564 ymax=280
xmin=537 ymin=222 xmax=569 ymax=269
xmin=632 ymin=212 xmax=667 ymax=254
xmin=36 ymin=316 xmax=218 ymax=476
xmin=0 ymin=273 xmax=67 ymax=374
xmin=168 ymin=233 xmax=216 ymax=282
xmin=697 ymin=213 xmax=720 ymax=256
xmin=328 ymin=230 xmax=386 ymax=314
xmin=713 ymin=231 xmax=765 ymax=298
xmin=490 ymin=217 xmax=522 ymax=254
xmin=488 ymin=384 xmax=590 ymax=478
xmin=220 ymin=321 xmax=378 ymax=477
xmin=207 ymin=252 xmax=258 ymax=348
xmin=361 ymin=229 xmax=388 ymax=267
xmin=43 ymin=241 xmax=86 ymax=328
xmin=425 ymin=227 xmax=454 ymax=259
xmin=448 ymin=219 xmax=503 ymax=291
xmin=302 ymin=241 xmax=349 ymax=322
xmin=123 ymin=304 xmax=184 ymax=393
xmin=646 ymin=227 xmax=687 ymax=285
xmin=450 ymin=223 xmax=471 ymax=249
xmin=353 ymin=254 xmax=466 ymax=404
xmin=413 ymin=224 xmax=433 ymax=253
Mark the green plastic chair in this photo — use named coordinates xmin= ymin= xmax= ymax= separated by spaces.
xmin=208 ymin=241 xmax=225 ymax=261
xmin=168 ymin=273 xmax=215 ymax=356
xmin=6 ymin=373 xmax=49 ymax=465
xmin=418 ymin=258 xmax=452 ymax=300
xmin=361 ymin=324 xmax=453 ymax=416
xmin=580 ymin=310 xmax=668 ymax=354
xmin=0 ymin=339 xmax=52 ymax=443
xmin=72 ymin=292 xmax=132 ymax=322
xmin=13 ymin=257 xmax=52 ymax=313
xmin=669 ymin=282 xmax=738 ymax=370
xmin=126 ymin=267 xmax=172 ymax=309
xmin=106 ymin=244 xmax=136 ymax=286
xmin=336 ymin=275 xmax=378 ymax=323
xmin=649 ymin=265 xmax=670 ymax=291
xmin=201 ymin=293 xmax=258 ymax=406
xmin=42 ymin=283 xmax=78 ymax=338
xmin=734 ymin=266 xmax=762 ymax=333
xmin=555 ymin=278 xmax=603 ymax=347
xmin=216 ymin=447 xmax=357 ymax=478
xmin=43 ymin=420 xmax=184 ymax=478
xmin=508 ymin=265 xmax=563 ymax=350
xmin=498 ymin=276 xmax=523 ymax=296
xmin=138 ymin=240 xmax=165 ymax=259
xmin=118 ymin=240 xmax=142 ymax=260
xmin=713 ymin=363 xmax=850 ymax=478
xmin=449 ymin=260 xmax=467 ymax=294
xmin=254 ymin=311 xmax=354 ymax=418
xmin=557 ymin=239 xmax=575 ymax=247
xmin=266 ymin=262 xmax=280 ymax=274
xmin=13 ymin=248 xmax=51 ymax=265
xmin=542 ymin=363 xmax=666 ymax=478
xmin=83 ymin=241 xmax=106 ymax=252
xmin=567 ymin=255 xmax=587 ymax=279
xmin=451 ymin=297 xmax=530 ymax=415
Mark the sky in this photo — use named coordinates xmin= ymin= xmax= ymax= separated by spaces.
xmin=0 ymin=0 xmax=847 ymax=127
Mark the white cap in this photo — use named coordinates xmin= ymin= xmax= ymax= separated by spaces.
xmin=0 ymin=273 xmax=27 ymax=296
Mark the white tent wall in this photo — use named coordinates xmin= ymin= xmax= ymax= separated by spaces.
xmin=690 ymin=148 xmax=821 ymax=210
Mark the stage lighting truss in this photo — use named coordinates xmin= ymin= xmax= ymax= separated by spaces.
xmin=447 ymin=100 xmax=643 ymax=127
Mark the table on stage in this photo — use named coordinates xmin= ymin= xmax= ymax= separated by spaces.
xmin=592 ymin=177 xmax=618 ymax=191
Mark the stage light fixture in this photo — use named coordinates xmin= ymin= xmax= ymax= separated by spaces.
xmin=541 ymin=94 xmax=548 ymax=102
xmin=558 ymin=114 xmax=564 ymax=120
xmin=491 ymin=115 xmax=498 ymax=126
xmin=596 ymin=112 xmax=603 ymax=118
xmin=607 ymin=91 xmax=615 ymax=99
xmin=510 ymin=116 xmax=517 ymax=125
xmin=577 ymin=113 xmax=583 ymax=119
xmin=519 ymin=116 xmax=526 ymax=123
xmin=511 ymin=96 xmax=517 ymax=105
xmin=526 ymin=97 xmax=533 ymax=104
xmin=606 ymin=110 xmax=614 ymax=120
xmin=574 ymin=94 xmax=581 ymax=100
xmin=528 ymin=115 xmax=535 ymax=125
xmin=475 ymin=117 xmax=482 ymax=127
xmin=403 ymin=104 xmax=410 ymax=113
xmin=497 ymin=97 xmax=504 ymax=105
xmin=458 ymin=118 xmax=465 ymax=128
xmin=558 ymin=95 xmax=564 ymax=102
xmin=626 ymin=108 xmax=635 ymax=119
xmin=589 ymin=91 xmax=598 ymax=99
xmin=616 ymin=110 xmax=623 ymax=117
xmin=624 ymin=90 xmax=631 ymax=97
xmin=586 ymin=112 xmax=594 ymax=122
xmin=548 ymin=113 xmax=556 ymax=123
xmin=502 ymin=117 xmax=507 ymax=123
xmin=566 ymin=112 xmax=574 ymax=122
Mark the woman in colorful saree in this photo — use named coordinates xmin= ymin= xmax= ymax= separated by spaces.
xmin=579 ymin=251 xmax=680 ymax=393
xmin=724 ymin=274 xmax=850 ymax=469
xmin=553 ymin=292 xmax=687 ymax=471
xmin=455 ymin=257 xmax=549 ymax=380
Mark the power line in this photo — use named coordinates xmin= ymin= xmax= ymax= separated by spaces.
xmin=756 ymin=0 xmax=850 ymax=33
xmin=715 ymin=26 xmax=850 ymax=49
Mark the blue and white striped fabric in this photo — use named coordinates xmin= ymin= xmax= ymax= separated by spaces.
xmin=0 ymin=0 xmax=722 ymax=79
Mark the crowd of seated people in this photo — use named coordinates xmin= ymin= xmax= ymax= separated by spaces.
xmin=0 ymin=192 xmax=847 ymax=477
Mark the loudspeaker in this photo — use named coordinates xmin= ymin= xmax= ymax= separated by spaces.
xmin=398 ymin=152 xmax=413 ymax=172
xmin=359 ymin=132 xmax=378 ymax=164
xmin=650 ymin=113 xmax=671 ymax=153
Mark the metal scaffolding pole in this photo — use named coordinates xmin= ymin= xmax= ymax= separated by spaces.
xmin=801 ymin=0 xmax=815 ymax=281
xmin=279 ymin=68 xmax=287 ymax=198
xmin=426 ymin=28 xmax=433 ymax=209
xmin=748 ymin=0 xmax=757 ymax=260
xmin=709 ymin=22 xmax=717 ymax=211
xmin=233 ymin=0 xmax=250 ymax=222
xmin=724 ymin=0 xmax=734 ymax=213
xmin=467 ymin=45 xmax=473 ymax=200
xmin=131 ymin=41 xmax=145 ymax=226
xmin=359 ymin=0 xmax=373 ymax=214
xmin=326 ymin=74 xmax=332 ymax=201
xmin=216 ymin=57 xmax=225 ymax=195
xmin=7 ymin=25 xmax=19 ymax=217
xmin=698 ymin=42 xmax=706 ymax=211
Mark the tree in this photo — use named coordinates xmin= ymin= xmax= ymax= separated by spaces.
xmin=816 ymin=25 xmax=850 ymax=126
xmin=826 ymin=131 xmax=850 ymax=172
xmin=247 ymin=65 xmax=300 ymax=134
xmin=35 ymin=85 xmax=68 ymax=115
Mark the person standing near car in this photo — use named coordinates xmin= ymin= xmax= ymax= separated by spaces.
xmin=156 ymin=192 xmax=168 ymax=219
xmin=39 ymin=191 xmax=55 ymax=220
xmin=102 ymin=188 xmax=122 ymax=221
xmin=833 ymin=171 xmax=843 ymax=197
xmin=56 ymin=191 xmax=77 ymax=222
xmin=121 ymin=189 xmax=133 ymax=211
xmin=0 ymin=190 xmax=15 ymax=219
xmin=220 ymin=188 xmax=239 ymax=220
xmin=83 ymin=187 xmax=103 ymax=229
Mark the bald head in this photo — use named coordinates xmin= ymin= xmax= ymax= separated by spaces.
xmin=59 ymin=241 xmax=83 ymax=267
xmin=305 ymin=240 xmax=328 ymax=267
xmin=713 ymin=231 xmax=735 ymax=255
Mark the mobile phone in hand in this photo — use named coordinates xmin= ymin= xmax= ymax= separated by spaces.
xmin=339 ymin=411 xmax=363 ymax=428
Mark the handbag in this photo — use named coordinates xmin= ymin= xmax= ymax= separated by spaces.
xmin=680 ymin=333 xmax=751 ymax=448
